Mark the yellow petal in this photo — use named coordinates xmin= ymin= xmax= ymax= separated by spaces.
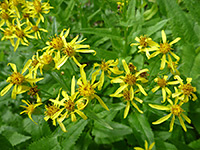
xmin=169 ymin=37 xmax=181 ymax=45
xmin=169 ymin=115 xmax=175 ymax=132
xmin=131 ymin=101 xmax=143 ymax=113
xmin=152 ymin=113 xmax=172 ymax=125
xmin=111 ymin=77 xmax=124 ymax=84
xmin=134 ymin=97 xmax=143 ymax=103
xmin=135 ymin=68 xmax=149 ymax=77
xmin=94 ymin=94 xmax=109 ymax=111
xmin=76 ymin=110 xmax=87 ymax=120
xmin=161 ymin=88 xmax=166 ymax=103
xmin=112 ymin=84 xmax=128 ymax=96
xmin=71 ymin=113 xmax=77 ymax=122
xmin=149 ymin=142 xmax=155 ymax=149
xmin=62 ymin=90 xmax=69 ymax=100
xmin=71 ymin=76 xmax=75 ymax=96
xmin=0 ymin=83 xmax=13 ymax=96
xmin=160 ymin=54 xmax=166 ymax=70
xmin=135 ymin=36 xmax=140 ymax=42
xmin=152 ymin=86 xmax=160 ymax=93
xmin=80 ymin=64 xmax=87 ymax=84
xmin=134 ymin=147 xmax=144 ymax=150
xmin=130 ymin=43 xmax=139 ymax=46
xmin=186 ymin=78 xmax=192 ymax=83
xmin=130 ymin=86 xmax=134 ymax=100
xmin=149 ymin=104 xmax=170 ymax=110
xmin=109 ymin=67 xmax=124 ymax=75
xmin=170 ymin=51 xmax=180 ymax=61
xmin=122 ymin=59 xmax=130 ymax=74
xmin=145 ymin=140 xmax=148 ymax=150
xmin=124 ymin=101 xmax=130 ymax=118
xmin=181 ymin=113 xmax=191 ymax=124
xmin=167 ymin=81 xmax=180 ymax=85
xmin=64 ymin=28 xmax=70 ymax=38
xmin=72 ymin=56 xmax=81 ymax=67
xmin=22 ymin=59 xmax=32 ymax=74
xmin=98 ymin=71 xmax=104 ymax=91
xmin=161 ymin=30 xmax=167 ymax=43
xmin=25 ymin=77 xmax=44 ymax=83
xmin=178 ymin=116 xmax=187 ymax=132
xmin=136 ymin=84 xmax=147 ymax=96
xmin=57 ymin=119 xmax=67 ymax=132
xmin=11 ymin=85 xmax=17 ymax=99
xmin=75 ymin=50 xmax=96 ymax=55
xmin=7 ymin=63 xmax=17 ymax=72
xmin=14 ymin=39 xmax=20 ymax=51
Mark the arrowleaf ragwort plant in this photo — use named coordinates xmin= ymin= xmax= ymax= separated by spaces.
xmin=0 ymin=0 xmax=199 ymax=149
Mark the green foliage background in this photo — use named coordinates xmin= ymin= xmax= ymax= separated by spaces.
xmin=0 ymin=0 xmax=200 ymax=149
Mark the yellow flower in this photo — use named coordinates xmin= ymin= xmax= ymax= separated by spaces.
xmin=0 ymin=60 xmax=43 ymax=99
xmin=0 ymin=10 xmax=13 ymax=27
xmin=110 ymin=87 xmax=143 ymax=118
xmin=44 ymin=91 xmax=65 ymax=127
xmin=60 ymin=34 xmax=96 ymax=67
xmin=134 ymin=140 xmax=155 ymax=150
xmin=149 ymin=98 xmax=191 ymax=132
xmin=172 ymin=75 xmax=197 ymax=102
xmin=77 ymin=64 xmax=109 ymax=111
xmin=0 ymin=0 xmax=10 ymax=11
xmin=111 ymin=59 xmax=148 ymax=96
xmin=20 ymin=99 xmax=42 ymax=124
xmin=93 ymin=59 xmax=123 ymax=90
xmin=28 ymin=18 xmax=48 ymax=39
xmin=152 ymin=75 xmax=179 ymax=103
xmin=50 ymin=76 xmax=88 ymax=132
xmin=13 ymin=19 xmax=35 ymax=51
xmin=0 ymin=25 xmax=15 ymax=46
xmin=149 ymin=30 xmax=181 ymax=70
xmin=27 ymin=0 xmax=53 ymax=22
xmin=130 ymin=35 xmax=157 ymax=59
xmin=36 ymin=49 xmax=54 ymax=75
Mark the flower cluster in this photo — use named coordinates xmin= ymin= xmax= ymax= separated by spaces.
xmin=131 ymin=30 xmax=197 ymax=132
xmin=0 ymin=0 xmax=53 ymax=51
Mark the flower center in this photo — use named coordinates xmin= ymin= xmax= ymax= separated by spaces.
xmin=41 ymin=54 xmax=52 ymax=64
xmin=100 ymin=61 xmax=109 ymax=71
xmin=1 ymin=2 xmax=8 ymax=10
xmin=64 ymin=100 xmax=75 ymax=112
xmin=124 ymin=74 xmax=137 ymax=86
xmin=50 ymin=36 xmax=64 ymax=50
xmin=123 ymin=90 xmax=130 ymax=101
xmin=15 ymin=29 xmax=25 ymax=38
xmin=32 ymin=25 xmax=39 ymax=32
xmin=62 ymin=46 xmax=75 ymax=57
xmin=10 ymin=72 xmax=25 ymax=85
xmin=1 ymin=11 xmax=9 ymax=20
xmin=33 ymin=0 xmax=42 ymax=13
xmin=78 ymin=83 xmax=95 ymax=97
xmin=171 ymin=105 xmax=183 ymax=116
xmin=28 ymin=85 xmax=40 ymax=96
xmin=45 ymin=105 xmax=60 ymax=117
xmin=157 ymin=78 xmax=166 ymax=87
xmin=139 ymin=36 xmax=148 ymax=48
xmin=181 ymin=83 xmax=194 ymax=96
xmin=159 ymin=43 xmax=171 ymax=54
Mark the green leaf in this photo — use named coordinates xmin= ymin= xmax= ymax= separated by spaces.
xmin=155 ymin=139 xmax=177 ymax=150
xmin=7 ymin=132 xmax=31 ymax=146
xmin=63 ymin=0 xmax=75 ymax=22
xmin=146 ymin=19 xmax=168 ymax=36
xmin=189 ymin=112 xmax=200 ymax=135
xmin=182 ymin=0 xmax=200 ymax=25
xmin=60 ymin=119 xmax=88 ymax=149
xmin=92 ymin=121 xmax=132 ymax=144
xmin=0 ymin=134 xmax=13 ymax=150
xmin=188 ymin=138 xmax=200 ymax=149
xmin=23 ymin=117 xmax=52 ymax=140
xmin=75 ymin=28 xmax=122 ymax=40
xmin=128 ymin=112 xmax=155 ymax=147
xmin=85 ymin=109 xmax=113 ymax=130
xmin=28 ymin=136 xmax=61 ymax=150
